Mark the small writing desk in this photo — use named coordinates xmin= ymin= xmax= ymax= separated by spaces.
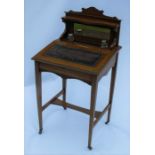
xmin=32 ymin=7 xmax=121 ymax=149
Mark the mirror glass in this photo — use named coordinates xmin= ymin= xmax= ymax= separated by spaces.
xmin=74 ymin=23 xmax=111 ymax=40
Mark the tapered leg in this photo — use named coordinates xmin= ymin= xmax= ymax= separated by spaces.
xmin=62 ymin=78 xmax=67 ymax=109
xmin=105 ymin=54 xmax=119 ymax=124
xmin=88 ymin=81 xmax=98 ymax=150
xmin=35 ymin=62 xmax=43 ymax=134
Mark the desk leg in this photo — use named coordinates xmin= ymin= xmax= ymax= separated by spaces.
xmin=88 ymin=82 xmax=98 ymax=150
xmin=35 ymin=62 xmax=43 ymax=134
xmin=106 ymin=54 xmax=118 ymax=124
xmin=62 ymin=78 xmax=67 ymax=109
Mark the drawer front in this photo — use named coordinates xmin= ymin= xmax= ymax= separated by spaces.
xmin=39 ymin=62 xmax=96 ymax=84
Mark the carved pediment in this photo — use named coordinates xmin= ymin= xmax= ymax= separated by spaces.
xmin=65 ymin=7 xmax=119 ymax=21
xmin=81 ymin=7 xmax=104 ymax=17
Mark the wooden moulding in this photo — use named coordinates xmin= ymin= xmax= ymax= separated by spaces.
xmin=63 ymin=7 xmax=120 ymax=26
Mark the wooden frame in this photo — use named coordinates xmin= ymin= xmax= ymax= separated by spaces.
xmin=32 ymin=7 xmax=121 ymax=150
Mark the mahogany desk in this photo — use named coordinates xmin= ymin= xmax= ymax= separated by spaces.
xmin=32 ymin=7 xmax=121 ymax=149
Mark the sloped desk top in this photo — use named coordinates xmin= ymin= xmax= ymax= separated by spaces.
xmin=32 ymin=40 xmax=121 ymax=77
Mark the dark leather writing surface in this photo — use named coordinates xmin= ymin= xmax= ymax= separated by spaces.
xmin=45 ymin=45 xmax=101 ymax=66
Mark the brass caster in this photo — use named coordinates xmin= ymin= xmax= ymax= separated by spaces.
xmin=63 ymin=107 xmax=67 ymax=110
xmin=105 ymin=120 xmax=110 ymax=124
xmin=88 ymin=145 xmax=93 ymax=150
xmin=38 ymin=128 xmax=43 ymax=134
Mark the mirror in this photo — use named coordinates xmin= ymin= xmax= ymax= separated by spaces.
xmin=74 ymin=23 xmax=111 ymax=40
